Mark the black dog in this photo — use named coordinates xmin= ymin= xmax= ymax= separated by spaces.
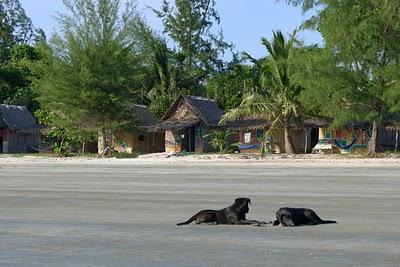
xmin=177 ymin=198 xmax=265 ymax=226
xmin=273 ymin=207 xmax=337 ymax=226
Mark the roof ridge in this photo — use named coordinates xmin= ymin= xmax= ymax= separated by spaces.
xmin=186 ymin=95 xmax=216 ymax=102
xmin=132 ymin=104 xmax=148 ymax=108
xmin=183 ymin=95 xmax=210 ymax=126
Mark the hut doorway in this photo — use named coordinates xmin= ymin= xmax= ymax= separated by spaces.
xmin=0 ymin=129 xmax=3 ymax=153
xmin=182 ymin=126 xmax=196 ymax=152
xmin=310 ymin=128 xmax=319 ymax=150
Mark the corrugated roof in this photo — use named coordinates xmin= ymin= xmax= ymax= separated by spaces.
xmin=0 ymin=104 xmax=38 ymax=130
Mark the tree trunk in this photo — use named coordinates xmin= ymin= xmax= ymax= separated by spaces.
xmin=367 ymin=120 xmax=378 ymax=157
xmin=283 ymin=118 xmax=296 ymax=154
xmin=395 ymin=130 xmax=398 ymax=153
xmin=101 ymin=127 xmax=109 ymax=152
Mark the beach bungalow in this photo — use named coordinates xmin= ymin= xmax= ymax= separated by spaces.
xmin=226 ymin=119 xmax=317 ymax=154
xmin=156 ymin=95 xmax=224 ymax=153
xmin=310 ymin=121 xmax=398 ymax=154
xmin=98 ymin=104 xmax=164 ymax=154
xmin=0 ymin=104 xmax=40 ymax=153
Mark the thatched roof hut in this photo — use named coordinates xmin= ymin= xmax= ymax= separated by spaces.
xmin=98 ymin=104 xmax=164 ymax=154
xmin=155 ymin=95 xmax=224 ymax=131
xmin=0 ymin=104 xmax=40 ymax=153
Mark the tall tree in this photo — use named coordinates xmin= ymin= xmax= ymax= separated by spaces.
xmin=284 ymin=0 xmax=400 ymax=155
xmin=0 ymin=44 xmax=40 ymax=111
xmin=222 ymin=31 xmax=303 ymax=154
xmin=32 ymin=0 xmax=146 ymax=148
xmin=144 ymin=38 xmax=195 ymax=118
xmin=154 ymin=0 xmax=231 ymax=95
xmin=0 ymin=0 xmax=34 ymax=63
xmin=206 ymin=56 xmax=256 ymax=111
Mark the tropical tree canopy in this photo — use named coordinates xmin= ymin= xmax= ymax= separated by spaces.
xmin=31 ymin=0 xmax=148 ymax=147
xmin=0 ymin=0 xmax=35 ymax=62
xmin=284 ymin=0 xmax=400 ymax=155
xmin=154 ymin=0 xmax=231 ymax=94
xmin=222 ymin=30 xmax=303 ymax=153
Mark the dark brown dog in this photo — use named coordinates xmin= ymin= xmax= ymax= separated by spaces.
xmin=177 ymin=198 xmax=265 ymax=226
xmin=273 ymin=207 xmax=337 ymax=226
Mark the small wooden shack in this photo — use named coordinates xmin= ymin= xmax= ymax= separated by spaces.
xmin=156 ymin=95 xmax=224 ymax=153
xmin=98 ymin=105 xmax=164 ymax=154
xmin=309 ymin=121 xmax=398 ymax=154
xmin=226 ymin=118 xmax=313 ymax=154
xmin=0 ymin=104 xmax=40 ymax=153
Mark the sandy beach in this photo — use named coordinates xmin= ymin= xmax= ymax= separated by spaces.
xmin=1 ymin=156 xmax=399 ymax=266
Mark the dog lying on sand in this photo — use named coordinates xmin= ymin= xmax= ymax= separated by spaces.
xmin=177 ymin=198 xmax=266 ymax=226
xmin=272 ymin=207 xmax=337 ymax=226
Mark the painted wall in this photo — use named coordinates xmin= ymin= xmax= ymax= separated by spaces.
xmin=236 ymin=127 xmax=309 ymax=154
xmin=1 ymin=128 xmax=39 ymax=153
xmin=102 ymin=131 xmax=165 ymax=154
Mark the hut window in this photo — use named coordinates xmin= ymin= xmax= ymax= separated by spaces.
xmin=256 ymin=129 xmax=264 ymax=140
xmin=325 ymin=132 xmax=332 ymax=139
xmin=138 ymin=135 xmax=145 ymax=141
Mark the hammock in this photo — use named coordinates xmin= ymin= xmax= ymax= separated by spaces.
xmin=239 ymin=144 xmax=260 ymax=150
xmin=333 ymin=138 xmax=357 ymax=150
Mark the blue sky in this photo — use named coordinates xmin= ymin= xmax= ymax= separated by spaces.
xmin=20 ymin=0 xmax=322 ymax=58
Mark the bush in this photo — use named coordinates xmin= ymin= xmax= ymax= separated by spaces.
xmin=53 ymin=141 xmax=70 ymax=157
xmin=204 ymin=130 xmax=239 ymax=153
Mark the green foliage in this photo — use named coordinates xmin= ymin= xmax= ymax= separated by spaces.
xmin=53 ymin=141 xmax=71 ymax=157
xmin=0 ymin=44 xmax=41 ymax=111
xmin=206 ymin=56 xmax=257 ymax=111
xmin=223 ymin=30 xmax=303 ymax=153
xmin=32 ymin=0 xmax=146 ymax=144
xmin=0 ymin=1 xmax=45 ymax=111
xmin=153 ymin=0 xmax=231 ymax=94
xmin=145 ymin=38 xmax=191 ymax=118
xmin=35 ymin=109 xmax=96 ymax=156
xmin=281 ymin=0 xmax=321 ymax=13
xmin=204 ymin=130 xmax=238 ymax=153
xmin=286 ymin=0 xmax=400 ymax=154
xmin=0 ymin=0 xmax=35 ymax=63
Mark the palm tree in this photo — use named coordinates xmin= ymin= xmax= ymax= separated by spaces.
xmin=145 ymin=38 xmax=198 ymax=118
xmin=146 ymin=39 xmax=179 ymax=118
xmin=222 ymin=30 xmax=302 ymax=154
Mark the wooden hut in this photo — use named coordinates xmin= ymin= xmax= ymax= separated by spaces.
xmin=309 ymin=121 xmax=398 ymax=154
xmin=225 ymin=119 xmax=311 ymax=154
xmin=156 ymin=95 xmax=224 ymax=153
xmin=98 ymin=105 xmax=164 ymax=154
xmin=0 ymin=104 xmax=40 ymax=153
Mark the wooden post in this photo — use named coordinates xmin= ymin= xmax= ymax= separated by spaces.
xmin=189 ymin=127 xmax=191 ymax=152
xmin=304 ymin=128 xmax=308 ymax=154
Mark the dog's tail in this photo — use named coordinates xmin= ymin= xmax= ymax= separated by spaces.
xmin=320 ymin=220 xmax=337 ymax=224
xmin=309 ymin=211 xmax=337 ymax=225
xmin=177 ymin=214 xmax=197 ymax=226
